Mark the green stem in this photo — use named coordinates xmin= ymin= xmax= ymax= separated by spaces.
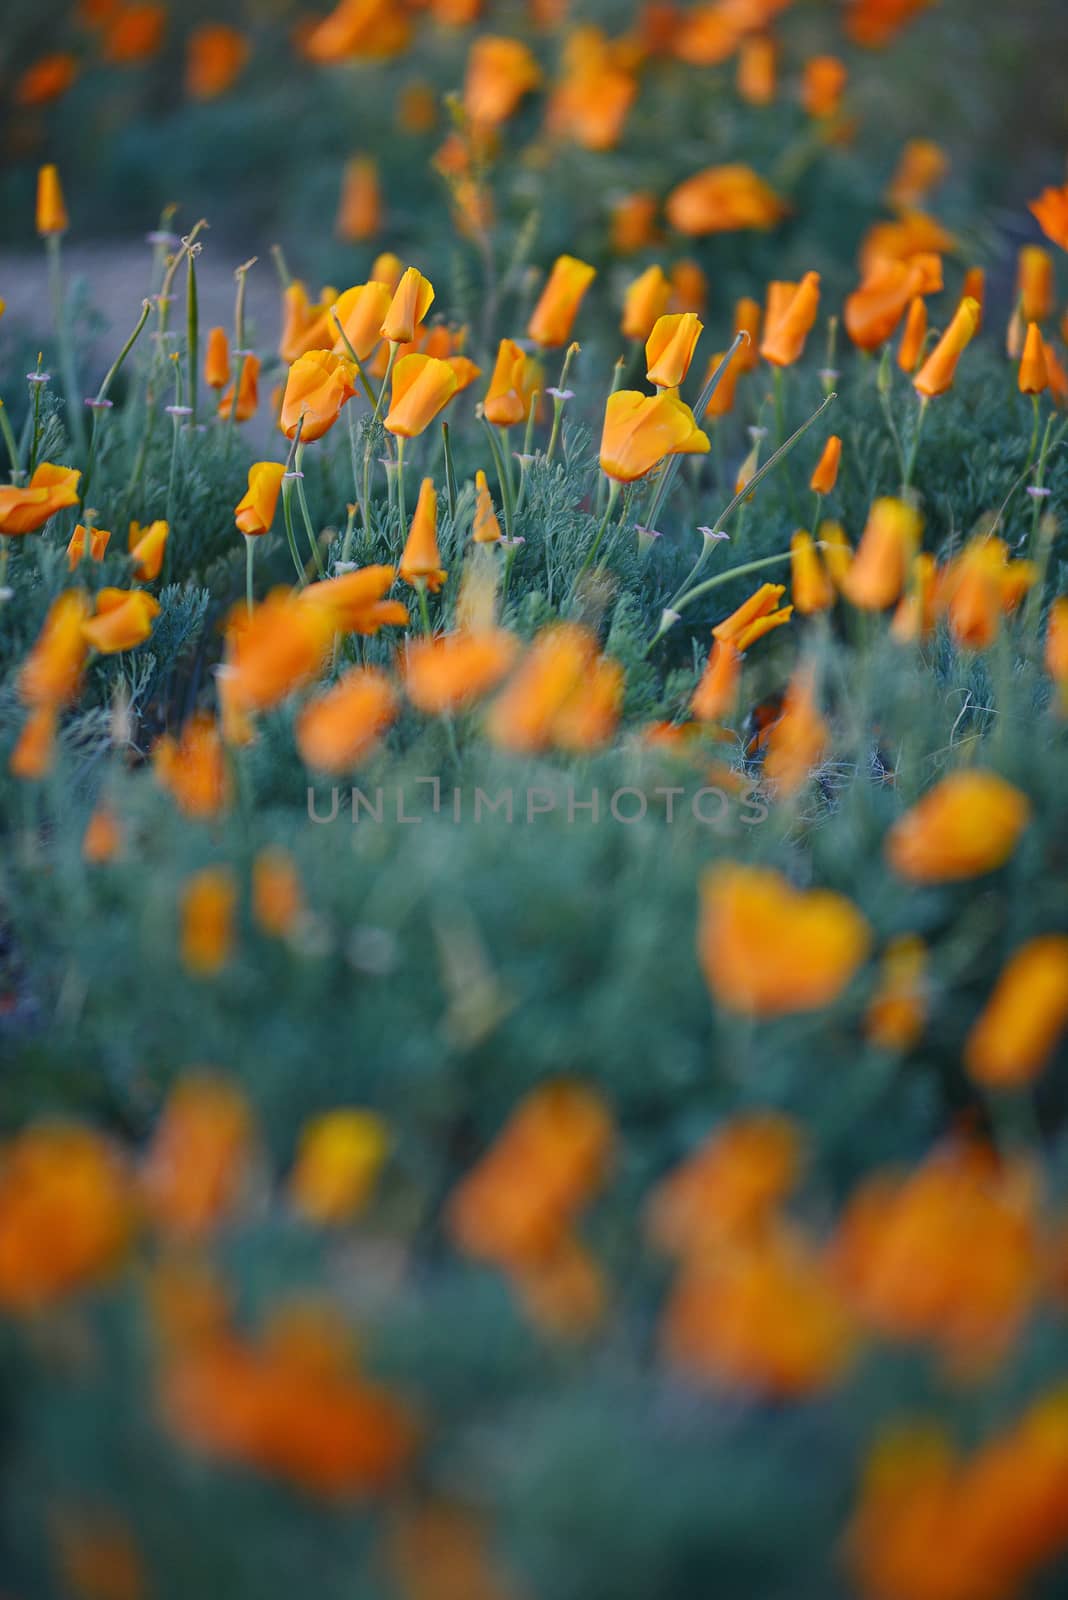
xmin=0 ymin=401 xmax=21 ymax=481
xmin=244 ymin=534 xmax=255 ymax=616
xmin=442 ymin=421 xmax=458 ymax=526
xmin=47 ymin=233 xmax=85 ymax=455
xmin=416 ymin=580 xmax=432 ymax=637
xmin=80 ymin=297 xmax=152 ymax=508
xmin=294 ymin=442 xmax=326 ymax=579
xmin=645 ymin=548 xmax=797 ymax=655
xmin=395 ymin=436 xmax=408 ymax=555
xmin=642 ymin=333 xmax=750 ymax=534
xmin=572 ymin=478 xmax=621 ymax=588
xmin=902 ymin=394 xmax=929 ymax=491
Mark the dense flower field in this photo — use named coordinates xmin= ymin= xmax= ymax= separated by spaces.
xmin=1 ymin=2 xmax=1068 ymax=1597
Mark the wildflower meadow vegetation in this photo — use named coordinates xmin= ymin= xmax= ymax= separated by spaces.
xmin=2 ymin=0 xmax=1068 ymax=1596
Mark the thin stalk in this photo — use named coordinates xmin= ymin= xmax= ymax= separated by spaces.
xmin=481 ymin=417 xmax=515 ymax=537
xmin=644 ymin=548 xmax=797 ymax=655
xmin=80 ymin=297 xmax=152 ymax=507
xmin=330 ymin=312 xmax=378 ymax=409
xmin=643 ymin=334 xmax=749 ymax=533
xmin=294 ymin=442 xmax=326 ymax=579
xmin=46 ymin=233 xmax=85 ymax=454
xmin=281 ymin=417 xmax=307 ymax=585
xmin=0 ymin=402 xmax=21 ymax=481
xmin=442 ymin=422 xmax=458 ymax=526
xmin=902 ymin=394 xmax=929 ymax=491
xmin=186 ymin=247 xmax=200 ymax=427
xmin=572 ymin=478 xmax=621 ymax=588
xmin=244 ymin=534 xmax=256 ymax=616
xmin=28 ymin=356 xmax=46 ymax=477
xmin=395 ymin=436 xmax=408 ymax=555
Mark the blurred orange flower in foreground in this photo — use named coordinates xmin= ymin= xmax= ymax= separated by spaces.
xmin=698 ymin=863 xmax=871 ymax=1017
xmin=0 ymin=1125 xmax=132 ymax=1311
xmin=885 ymin=770 xmax=1030 ymax=882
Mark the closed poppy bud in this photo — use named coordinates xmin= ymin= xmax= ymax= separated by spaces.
xmin=1018 ymin=322 xmax=1049 ymax=395
xmin=666 ymin=163 xmax=786 ymax=237
xmin=936 ymin=537 xmax=1036 ymax=652
xmin=10 ymin=705 xmax=58 ymax=779
xmin=82 ymin=804 xmax=123 ymax=863
xmin=1016 ymin=246 xmax=1055 ymax=324
xmin=235 ymin=462 xmax=286 ymax=537
xmin=104 ymin=3 xmax=166 ymax=65
xmin=962 ymin=266 xmax=985 ymax=329
xmin=336 ymin=156 xmax=381 ymax=242
xmin=599 ymin=389 xmax=709 ymax=482
xmin=791 ymin=531 xmax=834 ymax=614
xmin=36 ymin=164 xmax=68 ymax=235
xmin=866 ymin=935 xmax=927 ymax=1051
xmin=730 ymin=297 xmax=761 ymax=372
xmin=737 ymin=34 xmax=776 ymax=105
xmin=691 ymin=638 xmax=740 ymax=722
xmin=180 ymin=868 xmax=237 ymax=977
xmin=330 ymin=281 xmax=392 ymax=362
xmin=400 ymin=478 xmax=447 ymax=590
xmin=82 ymin=589 xmax=160 ymax=653
xmin=66 ymin=523 xmax=111 ymax=569
xmin=621 ymin=265 xmax=671 ymax=342
xmin=698 ymin=862 xmax=870 ymax=1017
xmin=842 ymin=498 xmax=922 ymax=610
xmin=472 ymin=469 xmax=502 ymax=544
xmin=128 ymin=518 xmax=169 ymax=581
xmin=897 ymin=296 xmax=927 ymax=372
xmin=713 ymin=582 xmax=793 ymax=652
xmin=280 ymin=350 xmax=356 ymax=441
xmin=204 ymin=326 xmax=230 ymax=390
xmin=885 ymin=769 xmax=1030 ymax=882
xmin=696 ymin=349 xmax=737 ymax=419
xmin=382 ymin=267 xmax=434 ymax=344
xmin=761 ymin=271 xmax=821 ymax=367
xmin=296 ymin=667 xmax=396 ymax=773
xmin=252 ymin=848 xmax=304 ymax=937
xmin=645 ymin=311 xmax=703 ymax=388
xmin=669 ymin=258 xmax=707 ymax=315
xmin=965 ymin=936 xmax=1068 ymax=1089
xmin=611 ymin=192 xmax=659 ymax=255
xmin=384 ymin=353 xmax=459 ymax=438
xmin=483 ymin=338 xmax=542 ymax=427
xmin=844 ymin=254 xmax=942 ymax=352
xmin=218 ymin=353 xmax=260 ymax=422
xmin=810 ymin=435 xmax=842 ymax=495
xmin=185 ymin=23 xmax=248 ymax=100
xmin=0 ymin=463 xmax=81 ymax=535
xmin=528 ymin=255 xmax=597 ymax=347
xmin=289 ymin=1110 xmax=390 ymax=1224
xmin=802 ymin=54 xmax=847 ymax=118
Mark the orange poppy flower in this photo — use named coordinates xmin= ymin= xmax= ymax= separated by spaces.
xmin=403 ymin=628 xmax=518 ymax=714
xmin=965 ymin=936 xmax=1068 ymax=1089
xmin=330 ymin=281 xmax=393 ymax=362
xmin=691 ymin=638 xmax=741 ymax=722
xmin=527 ymin=254 xmax=597 ymax=347
xmin=218 ymin=352 xmax=260 ymax=422
xmin=621 ymin=264 xmax=671 ymax=342
xmin=885 ymin=770 xmax=1031 ymax=882
xmin=399 ymin=478 xmax=447 ymax=591
xmin=297 ymin=667 xmax=397 ymax=773
xmin=763 ymin=665 xmax=829 ymax=795
xmin=128 ymin=518 xmax=169 ymax=581
xmin=235 ymin=462 xmax=286 ymax=537
xmin=665 ymin=163 xmax=786 ymax=237
xmin=0 ymin=462 xmax=80 ymax=535
xmin=645 ymin=311 xmax=703 ymax=388
xmin=842 ymin=498 xmax=922 ymax=610
xmin=252 ymin=848 xmax=304 ymax=938
xmin=463 ymin=34 xmax=541 ymax=128
xmin=865 ymin=934 xmax=927 ymax=1050
xmin=483 ymin=338 xmax=543 ymax=427
xmin=810 ymin=435 xmax=842 ymax=495
xmin=379 ymin=353 xmax=457 ymax=438
xmin=1029 ymin=182 xmax=1068 ymax=252
xmin=223 ymin=589 xmax=335 ymax=714
xmin=844 ymin=253 xmax=942 ymax=351
xmin=801 ymin=54 xmax=847 ymax=118
xmin=154 ymin=713 xmax=231 ymax=820
xmin=15 ymin=53 xmax=79 ymax=107
xmin=897 ymin=295 xmax=928 ymax=372
xmin=289 ymin=1110 xmax=390 ymax=1224
xmin=142 ymin=1074 xmax=255 ymax=1238
xmin=336 ymin=156 xmax=381 ymax=242
xmin=82 ymin=588 xmax=160 ymax=653
xmin=36 ymin=164 xmax=69 ymax=235
xmin=280 ymin=350 xmax=356 ymax=441
xmin=204 ymin=326 xmax=230 ymax=389
xmin=19 ymin=590 xmax=91 ymax=708
xmin=179 ymin=870 xmax=237 ymax=978
xmin=300 ymin=566 xmax=409 ymax=635
xmin=382 ymin=267 xmax=435 ymax=345
xmin=713 ymin=581 xmax=793 ymax=651
xmin=760 ymin=271 xmax=821 ymax=366
xmin=698 ymin=862 xmax=871 ymax=1016
xmin=887 ymin=139 xmax=949 ymax=211
xmin=185 ymin=24 xmax=249 ymax=101
xmin=599 ymin=389 xmax=709 ymax=481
